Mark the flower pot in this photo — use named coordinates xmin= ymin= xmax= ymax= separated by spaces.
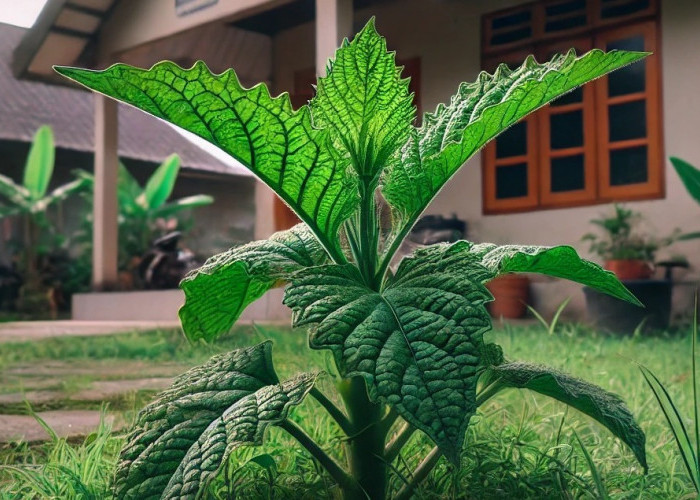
xmin=604 ymin=259 xmax=653 ymax=280
xmin=486 ymin=274 xmax=530 ymax=319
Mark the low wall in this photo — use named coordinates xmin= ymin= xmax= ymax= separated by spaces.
xmin=72 ymin=288 xmax=290 ymax=323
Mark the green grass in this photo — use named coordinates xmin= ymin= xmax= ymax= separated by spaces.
xmin=0 ymin=322 xmax=697 ymax=498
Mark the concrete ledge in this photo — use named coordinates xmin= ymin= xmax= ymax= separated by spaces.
xmin=72 ymin=288 xmax=291 ymax=322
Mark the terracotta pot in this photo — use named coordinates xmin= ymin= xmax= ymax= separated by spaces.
xmin=486 ymin=274 xmax=530 ymax=319
xmin=604 ymin=259 xmax=653 ymax=280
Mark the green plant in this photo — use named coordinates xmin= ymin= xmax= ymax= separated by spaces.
xmin=77 ymin=155 xmax=213 ymax=270
xmin=0 ymin=406 xmax=120 ymax=499
xmin=640 ymin=297 xmax=700 ymax=494
xmin=671 ymin=157 xmax=700 ymax=241
xmin=56 ymin=20 xmax=650 ymax=499
xmin=0 ymin=125 xmax=89 ymax=310
xmin=582 ymin=203 xmax=675 ymax=262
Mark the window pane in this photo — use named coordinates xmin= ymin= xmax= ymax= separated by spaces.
xmin=496 ymin=121 xmax=527 ymax=158
xmin=492 ymin=9 xmax=531 ymax=30
xmin=609 ymin=100 xmax=647 ymax=142
xmin=496 ymin=163 xmax=528 ymax=199
xmin=491 ymin=27 xmax=532 ymax=46
xmin=607 ymin=35 xmax=646 ymax=96
xmin=551 ymin=87 xmax=583 ymax=107
xmin=551 ymin=155 xmax=585 ymax=192
xmin=550 ymin=110 xmax=583 ymax=149
xmin=545 ymin=15 xmax=587 ymax=32
xmin=610 ymin=146 xmax=648 ymax=185
xmin=601 ymin=0 xmax=650 ymax=19
xmin=546 ymin=0 xmax=586 ymax=17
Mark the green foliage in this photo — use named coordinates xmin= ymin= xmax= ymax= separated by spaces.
xmin=180 ymin=224 xmax=328 ymax=342
xmin=76 ymin=155 xmax=213 ymax=268
xmin=0 ymin=408 xmax=119 ymax=499
xmin=56 ymin=19 xmax=649 ymax=499
xmin=582 ymin=203 xmax=675 ymax=262
xmin=671 ymin=156 xmax=700 ymax=240
xmin=113 ymin=342 xmax=317 ymax=499
xmin=0 ymin=125 xmax=90 ymax=311
xmin=640 ymin=300 xmax=700 ymax=493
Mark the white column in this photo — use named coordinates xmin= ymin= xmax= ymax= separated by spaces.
xmin=92 ymin=95 xmax=119 ymax=290
xmin=315 ymin=0 xmax=353 ymax=76
xmin=254 ymin=180 xmax=276 ymax=240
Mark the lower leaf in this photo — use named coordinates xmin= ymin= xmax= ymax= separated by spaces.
xmin=112 ymin=341 xmax=317 ymax=499
xmin=482 ymin=361 xmax=647 ymax=472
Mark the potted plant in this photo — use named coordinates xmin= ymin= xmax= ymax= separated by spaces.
xmin=485 ymin=272 xmax=530 ymax=319
xmin=582 ymin=204 xmax=678 ymax=332
xmin=582 ymin=204 xmax=673 ymax=279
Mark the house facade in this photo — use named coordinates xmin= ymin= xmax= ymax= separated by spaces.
xmin=13 ymin=0 xmax=700 ymax=319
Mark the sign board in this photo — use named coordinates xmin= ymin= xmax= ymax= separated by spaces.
xmin=175 ymin=0 xmax=218 ymax=17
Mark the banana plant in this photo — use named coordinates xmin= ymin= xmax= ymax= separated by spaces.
xmin=57 ymin=20 xmax=649 ymax=499
xmin=0 ymin=125 xmax=88 ymax=300
xmin=77 ymin=154 xmax=213 ymax=267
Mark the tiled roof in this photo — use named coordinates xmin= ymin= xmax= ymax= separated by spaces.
xmin=0 ymin=23 xmax=251 ymax=177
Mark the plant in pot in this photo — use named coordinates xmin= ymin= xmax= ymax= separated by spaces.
xmin=582 ymin=204 xmax=676 ymax=279
xmin=582 ymin=204 xmax=678 ymax=332
xmin=55 ymin=21 xmax=648 ymax=499
xmin=486 ymin=272 xmax=530 ymax=319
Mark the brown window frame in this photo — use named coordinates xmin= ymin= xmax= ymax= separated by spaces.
xmin=481 ymin=0 xmax=663 ymax=215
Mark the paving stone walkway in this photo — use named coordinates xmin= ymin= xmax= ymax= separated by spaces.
xmin=0 ymin=320 xmax=181 ymax=343
xmin=0 ymin=411 xmax=120 ymax=443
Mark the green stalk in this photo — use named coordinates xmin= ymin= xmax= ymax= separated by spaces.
xmin=384 ymin=422 xmax=416 ymax=463
xmin=310 ymin=387 xmax=353 ymax=436
xmin=337 ymin=376 xmax=387 ymax=499
xmin=394 ymin=446 xmax=442 ymax=500
xmin=279 ymin=419 xmax=362 ymax=496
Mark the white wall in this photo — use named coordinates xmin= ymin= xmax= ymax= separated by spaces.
xmin=272 ymin=0 xmax=700 ymax=319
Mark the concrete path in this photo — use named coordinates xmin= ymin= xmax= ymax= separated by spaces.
xmin=0 ymin=320 xmax=181 ymax=343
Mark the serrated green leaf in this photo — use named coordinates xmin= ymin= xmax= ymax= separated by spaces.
xmin=484 ymin=362 xmax=647 ymax=471
xmin=311 ymin=18 xmax=414 ymax=180
xmin=113 ymin=342 xmax=279 ymax=499
xmin=163 ymin=372 xmax=317 ymax=499
xmin=142 ymin=154 xmax=180 ymax=210
xmin=180 ymin=224 xmax=329 ymax=342
xmin=113 ymin=342 xmax=316 ymax=500
xmin=284 ymin=241 xmax=492 ymax=464
xmin=382 ymin=49 xmax=648 ymax=257
xmin=470 ymin=243 xmax=641 ymax=306
xmin=23 ymin=125 xmax=55 ymax=201
xmin=54 ymin=62 xmax=357 ymax=261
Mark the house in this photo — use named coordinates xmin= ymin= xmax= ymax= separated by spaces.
xmin=0 ymin=23 xmax=257 ymax=261
xmin=11 ymin=0 xmax=700 ymax=320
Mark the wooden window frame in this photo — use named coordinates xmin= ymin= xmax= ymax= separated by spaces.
xmin=594 ymin=20 xmax=664 ymax=201
xmin=481 ymin=1 xmax=662 ymax=215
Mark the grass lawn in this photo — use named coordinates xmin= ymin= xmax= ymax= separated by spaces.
xmin=0 ymin=322 xmax=696 ymax=499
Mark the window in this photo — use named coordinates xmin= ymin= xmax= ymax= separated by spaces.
xmin=481 ymin=0 xmax=662 ymax=214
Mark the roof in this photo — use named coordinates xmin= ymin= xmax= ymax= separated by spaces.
xmin=0 ymin=23 xmax=251 ymax=177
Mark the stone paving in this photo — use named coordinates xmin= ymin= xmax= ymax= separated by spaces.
xmin=0 ymin=321 xmax=184 ymax=443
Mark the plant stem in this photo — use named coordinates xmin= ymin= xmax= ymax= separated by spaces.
xmin=310 ymin=387 xmax=353 ymax=436
xmin=279 ymin=419 xmax=362 ymax=496
xmin=384 ymin=423 xmax=416 ymax=463
xmin=358 ymin=180 xmax=379 ymax=290
xmin=394 ymin=446 xmax=443 ymax=500
xmin=338 ymin=376 xmax=387 ymax=499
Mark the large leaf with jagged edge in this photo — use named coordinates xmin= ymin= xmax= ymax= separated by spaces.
xmin=481 ymin=362 xmax=647 ymax=471
xmin=113 ymin=342 xmax=316 ymax=499
xmin=470 ymin=243 xmax=641 ymax=306
xmin=284 ymin=241 xmax=493 ymax=464
xmin=163 ymin=372 xmax=317 ymax=499
xmin=311 ymin=18 xmax=414 ymax=180
xmin=180 ymin=224 xmax=328 ymax=342
xmin=381 ymin=49 xmax=648 ymax=255
xmin=54 ymin=63 xmax=356 ymax=262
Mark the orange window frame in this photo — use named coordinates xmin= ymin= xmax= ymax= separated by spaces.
xmin=481 ymin=5 xmax=661 ymax=215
